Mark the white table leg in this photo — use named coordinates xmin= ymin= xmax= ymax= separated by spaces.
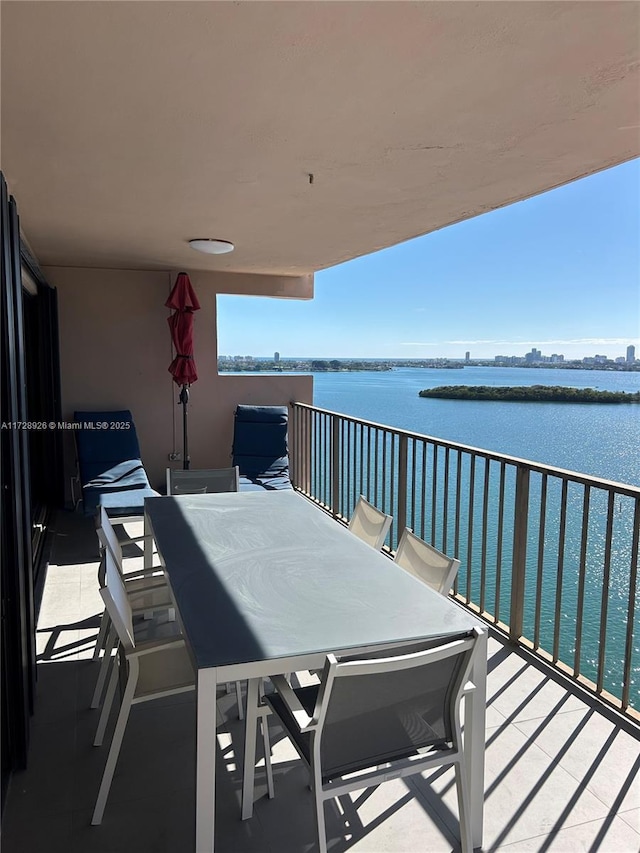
xmin=196 ymin=669 xmax=218 ymax=853
xmin=467 ymin=628 xmax=487 ymax=850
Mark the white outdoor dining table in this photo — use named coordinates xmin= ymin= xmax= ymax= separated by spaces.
xmin=144 ymin=489 xmax=487 ymax=853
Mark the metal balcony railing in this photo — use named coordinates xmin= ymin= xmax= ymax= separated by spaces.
xmin=290 ymin=402 xmax=640 ymax=721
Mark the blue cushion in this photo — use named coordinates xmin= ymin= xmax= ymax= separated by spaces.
xmin=234 ymin=405 xmax=288 ymax=424
xmin=83 ymin=460 xmax=150 ymax=490
xmin=233 ymin=454 xmax=289 ymax=478
xmin=257 ymin=475 xmax=293 ymax=491
xmin=74 ymin=410 xmax=142 ymax=483
xmin=238 ymin=477 xmax=270 ymax=493
xmin=239 ymin=474 xmax=293 ymax=492
xmin=232 ymin=405 xmax=290 ymax=487
xmin=74 ymin=409 xmax=156 ymax=517
xmin=232 ymin=422 xmax=288 ymax=460
xmin=88 ymin=485 xmax=160 ymax=518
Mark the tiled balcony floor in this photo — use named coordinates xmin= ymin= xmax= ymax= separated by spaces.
xmin=2 ymin=510 xmax=639 ymax=853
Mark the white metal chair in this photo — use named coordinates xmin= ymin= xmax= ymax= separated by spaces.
xmin=166 ymin=466 xmax=239 ymax=495
xmin=95 ymin=505 xmax=165 ymax=588
xmin=348 ymin=495 xmax=392 ymax=551
xmin=394 ymin=527 xmax=461 ymax=596
xmin=91 ymin=548 xmax=196 ymax=825
xmin=95 ymin=504 xmax=164 ymax=580
xmin=91 ymin=507 xmax=173 ymax=709
xmin=244 ymin=629 xmax=481 ymax=853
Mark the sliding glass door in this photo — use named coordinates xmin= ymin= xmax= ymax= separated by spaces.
xmin=1 ymin=172 xmax=62 ymax=809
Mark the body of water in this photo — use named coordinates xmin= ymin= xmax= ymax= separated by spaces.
xmin=311 ymin=366 xmax=640 ymax=487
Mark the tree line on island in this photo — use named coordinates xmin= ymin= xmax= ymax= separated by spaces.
xmin=418 ymin=385 xmax=640 ymax=403
xmin=218 ymin=358 xmax=639 ymax=374
xmin=219 ymin=358 xmax=391 ymax=372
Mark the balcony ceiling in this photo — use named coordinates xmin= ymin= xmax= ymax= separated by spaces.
xmin=1 ymin=1 xmax=639 ymax=275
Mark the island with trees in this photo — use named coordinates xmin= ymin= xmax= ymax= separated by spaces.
xmin=418 ymin=385 xmax=640 ymax=403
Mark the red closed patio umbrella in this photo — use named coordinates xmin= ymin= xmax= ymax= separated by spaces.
xmin=166 ymin=272 xmax=201 ymax=469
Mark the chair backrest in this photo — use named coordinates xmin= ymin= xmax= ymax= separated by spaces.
xmin=311 ymin=630 xmax=478 ymax=783
xmin=100 ymin=548 xmax=136 ymax=652
xmin=96 ymin=505 xmax=124 ymax=570
xmin=231 ymin=405 xmax=289 ymax=478
xmin=166 ymin=466 xmax=240 ymax=495
xmin=394 ymin=528 xmax=461 ymax=595
xmin=74 ymin=410 xmax=141 ymax=483
xmin=348 ymin=496 xmax=392 ymax=551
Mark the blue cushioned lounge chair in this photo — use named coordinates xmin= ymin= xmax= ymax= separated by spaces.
xmin=74 ymin=410 xmax=160 ymax=517
xmin=232 ymin=405 xmax=293 ymax=492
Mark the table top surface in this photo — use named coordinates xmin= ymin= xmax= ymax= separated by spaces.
xmin=145 ymin=490 xmax=479 ymax=671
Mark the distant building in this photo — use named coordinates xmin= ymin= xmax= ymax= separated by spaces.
xmin=495 ymin=355 xmax=523 ymax=365
xmin=627 ymin=345 xmax=636 ymax=363
xmin=615 ymin=357 xmax=626 ymax=364
xmin=274 ymin=351 xmax=280 ymax=363
xmin=465 ymin=351 xmax=470 ymax=362
xmin=525 ymin=348 xmax=542 ymax=363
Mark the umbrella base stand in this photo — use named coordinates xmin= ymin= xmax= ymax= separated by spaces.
xmin=179 ymin=384 xmax=190 ymax=470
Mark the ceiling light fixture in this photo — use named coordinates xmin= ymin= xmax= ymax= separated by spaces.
xmin=188 ymin=239 xmax=235 ymax=255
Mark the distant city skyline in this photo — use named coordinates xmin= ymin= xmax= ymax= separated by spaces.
xmin=217 ymin=159 xmax=640 ymax=361
xmin=219 ymin=345 xmax=637 ymax=364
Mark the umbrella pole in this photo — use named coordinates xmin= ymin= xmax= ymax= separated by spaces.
xmin=179 ymin=384 xmax=190 ymax=470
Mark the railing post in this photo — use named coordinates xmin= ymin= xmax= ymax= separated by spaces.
xmin=301 ymin=407 xmax=311 ymax=495
xmin=290 ymin=404 xmax=298 ymax=489
xmin=510 ymin=464 xmax=530 ymax=641
xmin=331 ymin=415 xmax=340 ymax=519
xmin=397 ymin=434 xmax=408 ymax=545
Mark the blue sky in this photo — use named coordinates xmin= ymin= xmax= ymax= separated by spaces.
xmin=217 ymin=159 xmax=640 ymax=360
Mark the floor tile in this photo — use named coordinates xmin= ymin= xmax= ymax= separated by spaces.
xmin=38 ymin=579 xmax=83 ymax=624
xmin=488 ymin=653 xmax=586 ymax=724
xmin=495 ymin=813 xmax=640 ymax=852
xmin=513 ymin=706 xmax=640 ymax=814
xmin=31 ymin=660 xmax=79 ymax=729
xmin=0 ymin=808 xmax=72 ymax=853
xmin=619 ymin=808 xmax=640 ymax=833
xmin=5 ymin=721 xmax=77 ymax=818
xmin=419 ymin=721 xmax=612 ymax=850
xmin=74 ymin=700 xmax=196 ymax=813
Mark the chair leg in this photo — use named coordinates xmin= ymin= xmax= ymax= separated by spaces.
xmin=91 ymin=625 xmax=117 ymax=709
xmin=241 ymin=678 xmax=261 ymax=820
xmin=311 ymin=781 xmax=328 ymax=853
xmin=94 ymin=654 xmax=119 ymax=747
xmin=236 ymin=680 xmax=244 ymax=720
xmin=260 ymin=713 xmax=274 ymax=799
xmin=454 ymin=760 xmax=472 ymax=853
xmin=93 ymin=610 xmax=109 ymax=661
xmin=91 ymin=666 xmax=137 ymax=825
xmin=258 ymin=679 xmax=274 ymax=799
